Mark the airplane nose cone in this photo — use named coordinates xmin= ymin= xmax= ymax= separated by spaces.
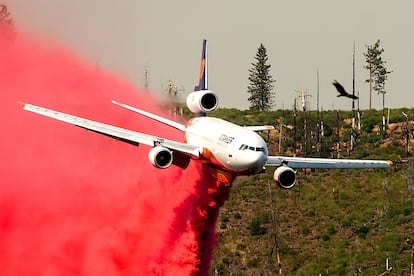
xmin=250 ymin=151 xmax=267 ymax=174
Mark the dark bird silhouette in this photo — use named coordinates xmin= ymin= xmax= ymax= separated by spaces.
xmin=332 ymin=80 xmax=358 ymax=100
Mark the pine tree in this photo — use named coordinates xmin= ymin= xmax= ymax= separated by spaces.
xmin=363 ymin=39 xmax=391 ymax=110
xmin=0 ymin=4 xmax=16 ymax=41
xmin=247 ymin=44 xmax=275 ymax=111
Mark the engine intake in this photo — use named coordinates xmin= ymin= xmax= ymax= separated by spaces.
xmin=274 ymin=166 xmax=296 ymax=189
xmin=186 ymin=90 xmax=218 ymax=114
xmin=148 ymin=146 xmax=173 ymax=169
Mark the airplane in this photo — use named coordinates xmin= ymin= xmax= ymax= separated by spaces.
xmin=20 ymin=39 xmax=392 ymax=188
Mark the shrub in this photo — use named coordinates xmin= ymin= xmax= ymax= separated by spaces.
xmin=358 ymin=225 xmax=370 ymax=239
xmin=249 ymin=217 xmax=266 ymax=236
xmin=354 ymin=148 xmax=369 ymax=159
xmin=247 ymin=257 xmax=259 ymax=268
xmin=302 ymin=226 xmax=311 ymax=236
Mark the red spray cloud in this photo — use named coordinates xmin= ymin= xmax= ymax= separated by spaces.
xmin=0 ymin=34 xmax=229 ymax=275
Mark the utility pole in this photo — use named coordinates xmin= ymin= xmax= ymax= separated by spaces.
xmin=316 ymin=70 xmax=321 ymax=155
xmin=293 ymin=98 xmax=297 ymax=157
xmin=382 ymin=87 xmax=386 ymax=135
xmin=278 ymin=120 xmax=282 ymax=154
xmin=278 ymin=119 xmax=287 ymax=154
xmin=166 ymin=80 xmax=185 ymax=117
xmin=381 ymin=80 xmax=389 ymax=137
xmin=368 ymin=58 xmax=373 ymax=110
xmin=351 ymin=42 xmax=356 ymax=151
xmin=357 ymin=90 xmax=361 ymax=131
xmin=144 ymin=66 xmax=150 ymax=92
xmin=335 ymin=110 xmax=341 ymax=158
xmin=403 ymin=112 xmax=411 ymax=157
xmin=295 ymin=90 xmax=312 ymax=156
xmin=167 ymin=80 xmax=177 ymax=96
xmin=267 ymin=181 xmax=282 ymax=275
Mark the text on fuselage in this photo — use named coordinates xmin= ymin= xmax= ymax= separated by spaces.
xmin=219 ymin=134 xmax=235 ymax=144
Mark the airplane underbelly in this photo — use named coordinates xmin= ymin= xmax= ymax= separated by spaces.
xmin=186 ymin=133 xmax=237 ymax=170
xmin=213 ymin=145 xmax=251 ymax=172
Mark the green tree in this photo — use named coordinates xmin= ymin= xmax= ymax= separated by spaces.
xmin=363 ymin=39 xmax=392 ymax=110
xmin=249 ymin=216 xmax=266 ymax=236
xmin=247 ymin=44 xmax=275 ymax=111
xmin=0 ymin=4 xmax=15 ymax=41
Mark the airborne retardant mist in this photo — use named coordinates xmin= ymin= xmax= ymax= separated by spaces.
xmin=0 ymin=33 xmax=229 ymax=275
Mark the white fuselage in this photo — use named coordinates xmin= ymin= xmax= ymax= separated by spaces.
xmin=185 ymin=117 xmax=268 ymax=174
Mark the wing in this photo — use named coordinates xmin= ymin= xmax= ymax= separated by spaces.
xmin=20 ymin=102 xmax=201 ymax=158
xmin=243 ymin=125 xmax=275 ymax=132
xmin=266 ymin=156 xmax=392 ymax=169
xmin=332 ymin=80 xmax=347 ymax=95
xmin=111 ymin=100 xmax=186 ymax=131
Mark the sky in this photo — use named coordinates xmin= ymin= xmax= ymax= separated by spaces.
xmin=4 ymin=0 xmax=414 ymax=111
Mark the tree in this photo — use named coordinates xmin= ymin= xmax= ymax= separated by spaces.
xmin=363 ymin=39 xmax=392 ymax=110
xmin=0 ymin=4 xmax=16 ymax=41
xmin=247 ymin=44 xmax=275 ymax=111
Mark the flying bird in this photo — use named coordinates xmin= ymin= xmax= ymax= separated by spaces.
xmin=332 ymin=80 xmax=358 ymax=100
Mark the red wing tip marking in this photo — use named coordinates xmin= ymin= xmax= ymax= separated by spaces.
xmin=18 ymin=101 xmax=26 ymax=107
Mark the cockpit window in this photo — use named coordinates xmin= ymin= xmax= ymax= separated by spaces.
xmin=239 ymin=144 xmax=248 ymax=150
xmin=239 ymin=144 xmax=265 ymax=152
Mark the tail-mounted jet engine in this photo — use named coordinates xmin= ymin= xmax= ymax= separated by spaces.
xmin=186 ymin=90 xmax=218 ymax=114
xmin=148 ymin=146 xmax=173 ymax=169
xmin=274 ymin=166 xmax=296 ymax=189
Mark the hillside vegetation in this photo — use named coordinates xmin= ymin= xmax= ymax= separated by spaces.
xmin=205 ymin=107 xmax=414 ymax=275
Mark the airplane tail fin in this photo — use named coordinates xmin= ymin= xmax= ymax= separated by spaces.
xmin=194 ymin=39 xmax=208 ymax=91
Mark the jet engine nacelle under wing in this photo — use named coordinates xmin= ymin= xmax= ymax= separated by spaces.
xmin=148 ymin=146 xmax=173 ymax=169
xmin=274 ymin=166 xmax=296 ymax=189
xmin=186 ymin=90 xmax=218 ymax=114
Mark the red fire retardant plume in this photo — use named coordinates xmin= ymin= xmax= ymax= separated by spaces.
xmin=0 ymin=34 xmax=230 ymax=275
